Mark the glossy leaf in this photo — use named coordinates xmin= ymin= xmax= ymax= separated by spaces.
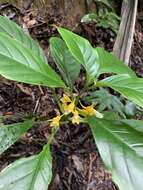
xmin=0 ymin=120 xmax=33 ymax=155
xmin=0 ymin=144 xmax=52 ymax=190
xmin=58 ymin=27 xmax=99 ymax=84
xmin=96 ymin=47 xmax=136 ymax=77
xmin=50 ymin=37 xmax=80 ymax=88
xmin=103 ymin=111 xmax=121 ymax=120
xmin=88 ymin=116 xmax=143 ymax=190
xmin=121 ymin=119 xmax=143 ymax=133
xmin=0 ymin=16 xmax=47 ymax=64
xmin=103 ymin=113 xmax=143 ymax=133
xmin=0 ymin=33 xmax=65 ymax=87
xmin=97 ymin=74 xmax=143 ymax=107
xmin=103 ymin=112 xmax=143 ymax=132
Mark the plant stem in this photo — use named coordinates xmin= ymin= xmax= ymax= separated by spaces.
xmin=47 ymin=125 xmax=59 ymax=145
xmin=51 ymin=88 xmax=64 ymax=113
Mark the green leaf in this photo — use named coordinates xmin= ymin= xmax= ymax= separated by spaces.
xmin=0 ymin=16 xmax=47 ymax=64
xmin=50 ymin=37 xmax=80 ymax=88
xmin=0 ymin=144 xmax=52 ymax=190
xmin=81 ymin=13 xmax=98 ymax=23
xmin=97 ymin=74 xmax=143 ymax=107
xmin=88 ymin=117 xmax=143 ymax=190
xmin=99 ymin=12 xmax=120 ymax=33
xmin=125 ymin=101 xmax=137 ymax=116
xmin=96 ymin=47 xmax=136 ymax=77
xmin=58 ymin=27 xmax=99 ymax=84
xmin=103 ymin=111 xmax=121 ymax=120
xmin=0 ymin=33 xmax=65 ymax=87
xmin=100 ymin=113 xmax=143 ymax=133
xmin=102 ymin=114 xmax=143 ymax=133
xmin=0 ymin=120 xmax=33 ymax=155
xmin=121 ymin=119 xmax=143 ymax=133
xmin=84 ymin=88 xmax=126 ymax=118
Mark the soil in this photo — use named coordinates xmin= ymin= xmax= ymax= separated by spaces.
xmin=0 ymin=2 xmax=142 ymax=190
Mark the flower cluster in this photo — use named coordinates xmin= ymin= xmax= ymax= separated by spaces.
xmin=50 ymin=94 xmax=103 ymax=127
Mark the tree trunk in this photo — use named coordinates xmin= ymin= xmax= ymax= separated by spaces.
xmin=8 ymin=0 xmax=91 ymax=28
xmin=138 ymin=0 xmax=143 ymax=18
xmin=113 ymin=0 xmax=138 ymax=65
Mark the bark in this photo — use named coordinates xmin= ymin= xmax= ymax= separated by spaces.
xmin=138 ymin=0 xmax=143 ymax=18
xmin=139 ymin=0 xmax=143 ymax=12
xmin=8 ymin=0 xmax=91 ymax=28
xmin=113 ymin=0 xmax=138 ymax=65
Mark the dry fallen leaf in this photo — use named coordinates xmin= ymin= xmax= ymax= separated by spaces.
xmin=16 ymin=84 xmax=32 ymax=96
xmin=71 ymin=155 xmax=84 ymax=172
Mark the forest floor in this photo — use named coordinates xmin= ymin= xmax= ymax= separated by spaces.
xmin=0 ymin=2 xmax=143 ymax=190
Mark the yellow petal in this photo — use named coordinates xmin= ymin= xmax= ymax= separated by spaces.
xmin=64 ymin=100 xmax=75 ymax=114
xmin=72 ymin=110 xmax=80 ymax=125
xmin=51 ymin=115 xmax=61 ymax=127
xmin=81 ymin=105 xmax=96 ymax=116
xmin=79 ymin=105 xmax=103 ymax=118
xmin=62 ymin=103 xmax=68 ymax=113
xmin=68 ymin=101 xmax=75 ymax=111
xmin=60 ymin=94 xmax=71 ymax=104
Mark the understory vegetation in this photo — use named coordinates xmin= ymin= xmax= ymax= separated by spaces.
xmin=0 ymin=14 xmax=143 ymax=190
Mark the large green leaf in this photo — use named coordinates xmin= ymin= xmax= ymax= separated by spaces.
xmin=0 ymin=120 xmax=33 ymax=155
xmin=0 ymin=33 xmax=65 ymax=87
xmin=97 ymin=74 xmax=143 ymax=107
xmin=58 ymin=27 xmax=99 ymax=84
xmin=88 ymin=117 xmax=143 ymax=190
xmin=50 ymin=37 xmax=80 ymax=88
xmin=0 ymin=144 xmax=52 ymax=190
xmin=103 ymin=114 xmax=143 ymax=133
xmin=120 ymin=119 xmax=143 ymax=133
xmin=0 ymin=16 xmax=47 ymax=64
xmin=96 ymin=47 xmax=136 ymax=77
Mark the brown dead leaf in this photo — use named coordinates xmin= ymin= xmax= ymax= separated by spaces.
xmin=16 ymin=84 xmax=32 ymax=96
xmin=26 ymin=19 xmax=37 ymax=27
xmin=71 ymin=155 xmax=84 ymax=172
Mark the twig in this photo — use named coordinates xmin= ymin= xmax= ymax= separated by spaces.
xmin=33 ymin=97 xmax=41 ymax=113
xmin=87 ymin=153 xmax=96 ymax=190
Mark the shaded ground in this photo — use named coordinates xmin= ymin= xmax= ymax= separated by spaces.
xmin=0 ymin=2 xmax=142 ymax=190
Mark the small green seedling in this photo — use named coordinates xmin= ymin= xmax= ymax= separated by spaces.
xmin=81 ymin=0 xmax=120 ymax=33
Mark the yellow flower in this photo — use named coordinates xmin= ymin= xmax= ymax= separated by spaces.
xmin=72 ymin=110 xmax=80 ymax=125
xmin=63 ymin=100 xmax=75 ymax=114
xmin=81 ymin=105 xmax=96 ymax=116
xmin=50 ymin=115 xmax=61 ymax=127
xmin=60 ymin=94 xmax=75 ymax=114
xmin=80 ymin=104 xmax=103 ymax=118
xmin=60 ymin=94 xmax=71 ymax=104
